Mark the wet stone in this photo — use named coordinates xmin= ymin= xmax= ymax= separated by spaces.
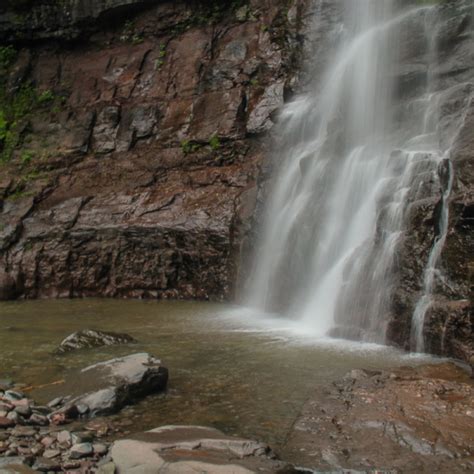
xmin=29 ymin=413 xmax=49 ymax=426
xmin=15 ymin=404 xmax=32 ymax=417
xmin=70 ymin=442 xmax=94 ymax=459
xmin=11 ymin=426 xmax=37 ymax=437
xmin=47 ymin=397 xmax=63 ymax=408
xmin=71 ymin=431 xmax=94 ymax=444
xmin=33 ymin=456 xmax=62 ymax=472
xmin=93 ymin=442 xmax=108 ymax=455
xmin=0 ymin=416 xmax=15 ymax=428
xmin=43 ymin=448 xmax=61 ymax=459
xmin=4 ymin=391 xmax=24 ymax=401
xmin=6 ymin=410 xmax=21 ymax=423
xmin=56 ymin=430 xmax=71 ymax=445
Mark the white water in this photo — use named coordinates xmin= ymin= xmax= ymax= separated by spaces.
xmin=246 ymin=0 xmax=470 ymax=349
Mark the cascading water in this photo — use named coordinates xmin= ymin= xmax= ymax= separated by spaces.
xmin=245 ymin=0 xmax=471 ymax=349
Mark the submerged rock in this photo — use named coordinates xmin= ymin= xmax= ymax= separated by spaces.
xmin=109 ymin=425 xmax=296 ymax=473
xmin=54 ymin=329 xmax=137 ymax=354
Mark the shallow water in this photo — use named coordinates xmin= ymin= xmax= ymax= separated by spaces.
xmin=0 ymin=299 xmax=436 ymax=448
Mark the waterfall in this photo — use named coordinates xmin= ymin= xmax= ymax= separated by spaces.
xmin=245 ymin=0 xmax=461 ymax=347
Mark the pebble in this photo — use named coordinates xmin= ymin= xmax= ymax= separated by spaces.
xmin=70 ymin=442 xmax=94 ymax=459
xmin=7 ymin=410 xmax=21 ymax=422
xmin=72 ymin=431 xmax=94 ymax=444
xmin=4 ymin=390 xmax=24 ymax=401
xmin=93 ymin=442 xmax=108 ymax=455
xmin=41 ymin=436 xmax=55 ymax=448
xmin=33 ymin=456 xmax=62 ymax=472
xmin=43 ymin=448 xmax=61 ymax=459
xmin=57 ymin=430 xmax=72 ymax=445
xmin=11 ymin=426 xmax=37 ymax=437
xmin=15 ymin=404 xmax=32 ymax=417
xmin=0 ymin=401 xmax=13 ymax=412
xmin=47 ymin=397 xmax=63 ymax=408
xmin=29 ymin=413 xmax=49 ymax=426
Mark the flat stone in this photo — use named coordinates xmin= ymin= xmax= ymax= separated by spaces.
xmin=70 ymin=442 xmax=93 ymax=459
xmin=43 ymin=448 xmax=61 ymax=459
xmin=110 ymin=425 xmax=293 ymax=473
xmin=3 ymin=391 xmax=24 ymax=402
xmin=47 ymin=397 xmax=63 ymax=408
xmin=28 ymin=414 xmax=49 ymax=426
xmin=93 ymin=443 xmax=108 ymax=455
xmin=56 ymin=430 xmax=71 ymax=445
xmin=0 ymin=456 xmax=36 ymax=472
xmin=14 ymin=405 xmax=32 ymax=418
xmin=10 ymin=426 xmax=37 ymax=437
xmin=0 ymin=402 xmax=13 ymax=412
xmin=71 ymin=431 xmax=94 ymax=444
xmin=6 ymin=411 xmax=21 ymax=423
xmin=33 ymin=456 xmax=62 ymax=472
xmin=41 ymin=436 xmax=55 ymax=448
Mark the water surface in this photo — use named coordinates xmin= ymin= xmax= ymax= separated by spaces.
xmin=0 ymin=299 xmax=435 ymax=448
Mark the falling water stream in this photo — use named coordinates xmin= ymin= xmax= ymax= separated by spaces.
xmin=246 ymin=0 xmax=472 ymax=351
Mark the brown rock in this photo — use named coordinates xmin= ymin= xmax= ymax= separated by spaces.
xmin=0 ymin=416 xmax=15 ymax=428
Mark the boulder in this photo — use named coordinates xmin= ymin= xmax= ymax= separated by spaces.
xmin=43 ymin=353 xmax=168 ymax=417
xmin=54 ymin=329 xmax=137 ymax=354
xmin=109 ymin=425 xmax=298 ymax=473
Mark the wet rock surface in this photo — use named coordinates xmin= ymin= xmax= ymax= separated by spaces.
xmin=0 ymin=0 xmax=309 ymax=303
xmin=54 ymin=329 xmax=137 ymax=354
xmin=108 ymin=425 xmax=299 ymax=473
xmin=385 ymin=0 xmax=474 ymax=362
xmin=283 ymin=363 xmax=474 ymax=473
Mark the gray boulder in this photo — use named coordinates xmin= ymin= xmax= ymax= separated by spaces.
xmin=43 ymin=353 xmax=168 ymax=418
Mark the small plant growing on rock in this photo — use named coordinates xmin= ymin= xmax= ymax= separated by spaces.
xmin=38 ymin=90 xmax=55 ymax=104
xmin=154 ymin=44 xmax=167 ymax=70
xmin=0 ymin=46 xmax=16 ymax=69
xmin=181 ymin=139 xmax=201 ymax=154
xmin=131 ymin=34 xmax=144 ymax=45
xmin=20 ymin=150 xmax=34 ymax=165
xmin=209 ymin=134 xmax=220 ymax=150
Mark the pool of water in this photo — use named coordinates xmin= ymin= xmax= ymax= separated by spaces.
xmin=0 ymin=299 xmax=436 ymax=448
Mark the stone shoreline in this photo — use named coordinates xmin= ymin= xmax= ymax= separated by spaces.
xmin=1 ymin=360 xmax=473 ymax=473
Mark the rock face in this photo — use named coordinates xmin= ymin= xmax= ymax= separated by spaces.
xmin=283 ymin=363 xmax=474 ymax=473
xmin=384 ymin=0 xmax=474 ymax=363
xmin=0 ymin=0 xmax=309 ymax=301
xmin=54 ymin=329 xmax=137 ymax=354
xmin=36 ymin=353 xmax=168 ymax=417
xmin=109 ymin=425 xmax=298 ymax=473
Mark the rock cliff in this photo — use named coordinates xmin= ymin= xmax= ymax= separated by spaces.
xmin=0 ymin=0 xmax=308 ymax=300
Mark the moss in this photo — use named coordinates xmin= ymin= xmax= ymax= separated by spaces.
xmin=0 ymin=83 xmax=66 ymax=163
xmin=209 ymin=134 xmax=220 ymax=150
xmin=181 ymin=139 xmax=202 ymax=154
xmin=0 ymin=46 xmax=16 ymax=69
